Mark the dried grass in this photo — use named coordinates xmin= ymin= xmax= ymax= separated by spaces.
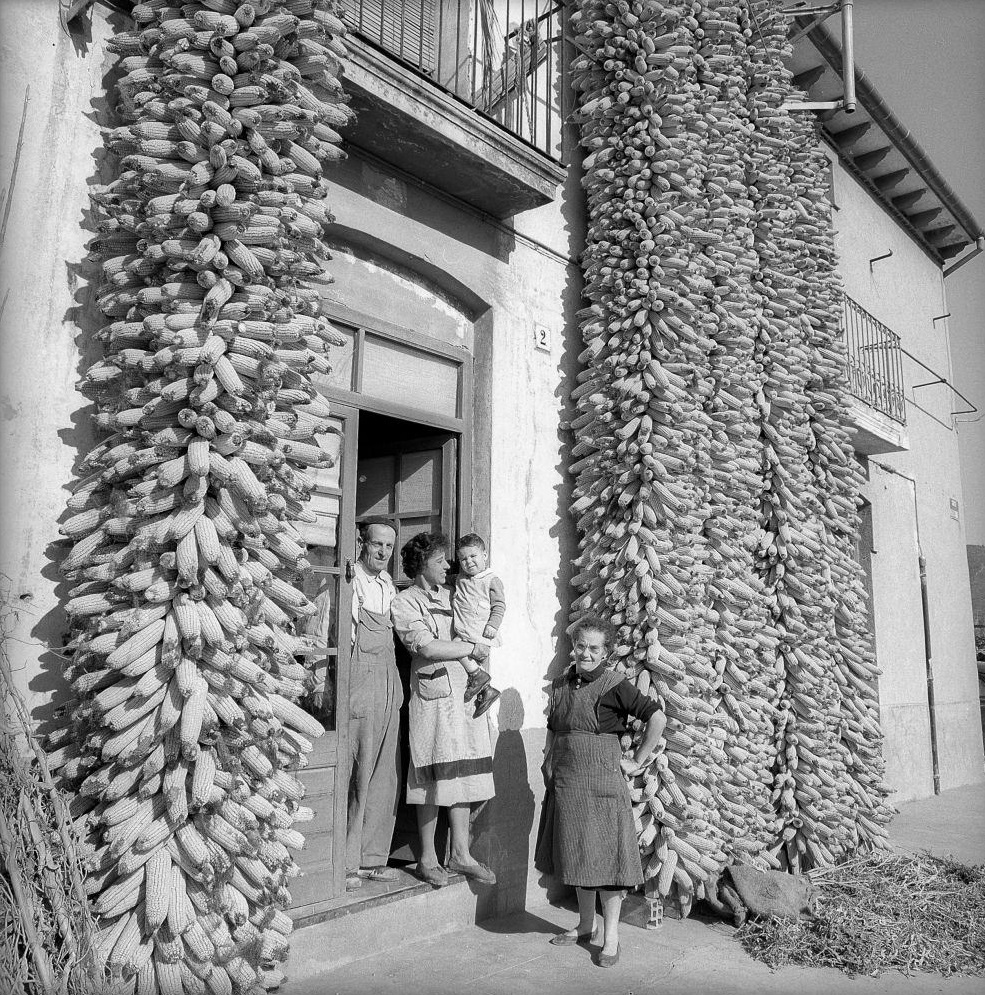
xmin=737 ymin=850 xmax=985 ymax=978
xmin=0 ymin=588 xmax=101 ymax=995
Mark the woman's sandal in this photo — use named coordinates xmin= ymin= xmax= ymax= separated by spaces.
xmin=549 ymin=927 xmax=597 ymax=946
xmin=416 ymin=863 xmax=448 ymax=888
xmin=446 ymin=859 xmax=496 ymax=885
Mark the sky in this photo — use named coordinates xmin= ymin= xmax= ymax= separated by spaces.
xmin=849 ymin=0 xmax=985 ymax=544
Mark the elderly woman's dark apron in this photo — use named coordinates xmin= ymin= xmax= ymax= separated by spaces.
xmin=535 ymin=669 xmax=643 ymax=889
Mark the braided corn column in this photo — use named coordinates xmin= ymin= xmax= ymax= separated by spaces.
xmin=568 ymin=0 xmax=893 ymax=906
xmin=690 ymin=1 xmax=780 ymax=877
xmin=51 ymin=2 xmax=351 ymax=991
xmin=744 ymin=0 xmax=851 ymax=874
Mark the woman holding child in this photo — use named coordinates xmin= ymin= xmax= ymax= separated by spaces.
xmin=390 ymin=531 xmax=499 ymax=889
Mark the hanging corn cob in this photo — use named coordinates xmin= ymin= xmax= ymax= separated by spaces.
xmin=50 ymin=2 xmax=352 ymax=991
xmin=568 ymin=0 xmax=892 ymax=915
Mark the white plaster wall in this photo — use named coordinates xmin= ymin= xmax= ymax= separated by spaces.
xmin=832 ymin=156 xmax=984 ymax=796
xmin=322 ymin=147 xmax=580 ymax=739
xmin=0 ymin=2 xmax=114 ymax=715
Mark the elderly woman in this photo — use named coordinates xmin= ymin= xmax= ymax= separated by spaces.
xmin=390 ymin=532 xmax=497 ymax=889
xmin=536 ymin=614 xmax=665 ymax=968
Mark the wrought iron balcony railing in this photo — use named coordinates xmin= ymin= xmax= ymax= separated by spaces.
xmin=840 ymin=294 xmax=907 ymax=425
xmin=338 ymin=0 xmax=567 ymax=161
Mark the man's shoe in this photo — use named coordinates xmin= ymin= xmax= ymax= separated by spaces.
xmin=473 ymin=685 xmax=501 ymax=718
xmin=359 ymin=866 xmax=399 ymax=882
xmin=345 ymin=872 xmax=362 ymax=892
xmin=417 ymin=862 xmax=448 ymax=888
xmin=463 ymin=669 xmax=491 ymax=702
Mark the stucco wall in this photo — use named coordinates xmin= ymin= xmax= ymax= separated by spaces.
xmin=831 ymin=155 xmax=984 ymax=799
xmin=322 ymin=145 xmax=582 ymax=741
xmin=0 ymin=2 xmax=117 ymax=724
xmin=320 ymin=145 xmax=582 ymax=912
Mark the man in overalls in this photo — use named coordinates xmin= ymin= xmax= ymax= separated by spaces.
xmin=345 ymin=517 xmax=402 ymax=891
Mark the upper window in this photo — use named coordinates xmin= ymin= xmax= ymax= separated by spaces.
xmin=314 ymin=309 xmax=470 ymax=430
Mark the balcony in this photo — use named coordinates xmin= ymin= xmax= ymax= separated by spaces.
xmin=335 ymin=0 xmax=568 ymax=217
xmin=840 ymin=295 xmax=909 ymax=455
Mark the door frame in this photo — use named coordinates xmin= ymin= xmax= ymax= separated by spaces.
xmin=317 ymin=301 xmax=474 ymax=540
xmin=292 ymin=401 xmax=359 ymax=916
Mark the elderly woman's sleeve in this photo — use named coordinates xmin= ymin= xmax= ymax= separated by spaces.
xmin=609 ymin=681 xmax=660 ymax=722
xmin=391 ymin=593 xmax=436 ymax=655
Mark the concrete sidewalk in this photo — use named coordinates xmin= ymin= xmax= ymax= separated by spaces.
xmin=287 ymin=783 xmax=985 ymax=995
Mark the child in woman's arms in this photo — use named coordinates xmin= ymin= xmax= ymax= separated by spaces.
xmin=452 ymin=533 xmax=504 ymax=718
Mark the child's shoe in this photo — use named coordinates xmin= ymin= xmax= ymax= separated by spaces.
xmin=473 ymin=685 xmax=501 ymax=717
xmin=464 ymin=669 xmax=491 ymax=702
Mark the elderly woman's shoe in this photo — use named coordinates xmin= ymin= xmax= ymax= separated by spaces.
xmin=549 ymin=927 xmax=597 ymax=946
xmin=596 ymin=943 xmax=620 ymax=968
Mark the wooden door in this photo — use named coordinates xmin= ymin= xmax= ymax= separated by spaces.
xmin=356 ymin=434 xmax=458 ymax=583
xmin=291 ymin=404 xmax=358 ymax=913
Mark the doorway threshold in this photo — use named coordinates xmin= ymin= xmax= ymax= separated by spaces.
xmin=290 ymin=867 xmax=467 ymax=930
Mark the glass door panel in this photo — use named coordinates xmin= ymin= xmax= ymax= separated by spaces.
xmin=356 ymin=433 xmax=457 ymax=586
xmin=291 ymin=404 xmax=357 ymax=915
xmin=299 ymin=416 xmax=350 ymax=734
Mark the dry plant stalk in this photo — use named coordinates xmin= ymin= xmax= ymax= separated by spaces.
xmin=1 ymin=586 xmax=101 ymax=995
xmin=737 ymin=850 xmax=985 ymax=977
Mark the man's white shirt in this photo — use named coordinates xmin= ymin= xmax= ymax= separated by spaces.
xmin=351 ymin=559 xmax=396 ymax=644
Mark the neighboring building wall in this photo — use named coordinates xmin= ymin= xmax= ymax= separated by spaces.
xmin=830 ymin=156 xmax=984 ymax=799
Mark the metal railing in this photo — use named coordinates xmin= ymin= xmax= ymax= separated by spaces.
xmin=840 ymin=294 xmax=907 ymax=424
xmin=338 ymin=0 xmax=567 ymax=161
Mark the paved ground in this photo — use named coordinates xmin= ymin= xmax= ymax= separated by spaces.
xmin=289 ymin=783 xmax=985 ymax=995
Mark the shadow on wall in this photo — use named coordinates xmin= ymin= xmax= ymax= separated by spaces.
xmin=472 ymin=688 xmax=535 ymax=919
xmin=28 ymin=5 xmax=129 ymax=737
xmin=547 ymin=81 xmax=586 ymax=689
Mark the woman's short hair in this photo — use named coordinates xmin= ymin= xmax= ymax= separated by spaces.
xmin=401 ymin=532 xmax=449 ymax=579
xmin=571 ymin=613 xmax=617 ymax=650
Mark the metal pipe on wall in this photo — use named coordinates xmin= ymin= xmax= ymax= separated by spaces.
xmin=840 ymin=0 xmax=856 ymax=112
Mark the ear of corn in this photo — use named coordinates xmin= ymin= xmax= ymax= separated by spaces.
xmin=55 ymin=1 xmax=348 ymax=987
xmin=568 ymin=0 xmax=891 ymax=914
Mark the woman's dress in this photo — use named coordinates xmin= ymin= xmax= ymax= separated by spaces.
xmin=535 ymin=667 xmax=656 ymax=889
xmin=391 ymin=583 xmax=494 ymax=806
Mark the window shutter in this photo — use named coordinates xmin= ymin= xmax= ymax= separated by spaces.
xmin=338 ymin=0 xmax=438 ymax=74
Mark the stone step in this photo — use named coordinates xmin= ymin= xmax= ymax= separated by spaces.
xmin=286 ymin=869 xmax=477 ymax=982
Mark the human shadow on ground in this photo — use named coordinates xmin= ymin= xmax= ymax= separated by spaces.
xmin=471 ymin=688 xmax=535 ymax=919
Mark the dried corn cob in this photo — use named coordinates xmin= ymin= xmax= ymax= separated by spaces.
xmin=55 ymin=2 xmax=348 ymax=989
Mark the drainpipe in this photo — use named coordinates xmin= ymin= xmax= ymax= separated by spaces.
xmin=870 ymin=459 xmax=941 ymax=795
xmin=840 ymin=0 xmax=856 ymax=113
xmin=916 ymin=553 xmax=941 ymax=794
